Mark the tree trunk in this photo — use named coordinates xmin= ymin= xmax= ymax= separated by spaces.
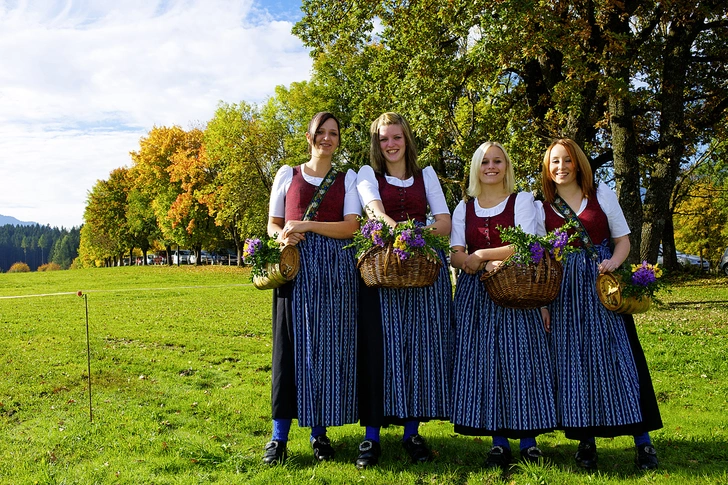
xmin=606 ymin=3 xmax=642 ymax=264
xmin=641 ymin=18 xmax=698 ymax=263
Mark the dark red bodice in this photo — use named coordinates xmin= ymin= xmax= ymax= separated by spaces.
xmin=284 ymin=166 xmax=346 ymax=222
xmin=375 ymin=172 xmax=427 ymax=223
xmin=464 ymin=194 xmax=517 ymax=253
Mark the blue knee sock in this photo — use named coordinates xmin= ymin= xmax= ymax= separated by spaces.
xmin=403 ymin=421 xmax=419 ymax=441
xmin=310 ymin=425 xmax=327 ymax=442
xmin=633 ymin=432 xmax=652 ymax=447
xmin=365 ymin=426 xmax=381 ymax=443
xmin=492 ymin=436 xmax=510 ymax=450
xmin=272 ymin=418 xmax=291 ymax=442
xmin=519 ymin=437 xmax=537 ymax=451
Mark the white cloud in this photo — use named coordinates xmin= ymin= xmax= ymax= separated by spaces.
xmin=0 ymin=0 xmax=311 ymax=228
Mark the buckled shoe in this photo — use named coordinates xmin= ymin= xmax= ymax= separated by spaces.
xmin=635 ymin=444 xmax=658 ymax=470
xmin=574 ymin=441 xmax=598 ymax=470
xmin=521 ymin=445 xmax=544 ymax=464
xmin=262 ymin=440 xmax=287 ymax=465
xmin=485 ymin=445 xmax=512 ymax=468
xmin=311 ymin=434 xmax=335 ymax=461
xmin=402 ymin=434 xmax=432 ymax=463
xmin=355 ymin=439 xmax=382 ymax=469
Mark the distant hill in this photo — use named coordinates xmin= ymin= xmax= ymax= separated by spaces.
xmin=0 ymin=214 xmax=37 ymax=226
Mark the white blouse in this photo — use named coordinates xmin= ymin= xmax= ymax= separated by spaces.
xmin=356 ymin=165 xmax=450 ymax=216
xmin=268 ymin=165 xmax=361 ymax=219
xmin=451 ymin=192 xmax=541 ymax=248
xmin=534 ymin=182 xmax=631 ymax=238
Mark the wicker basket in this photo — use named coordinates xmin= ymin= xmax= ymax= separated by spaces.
xmin=479 ymin=254 xmax=563 ymax=309
xmin=596 ymin=273 xmax=652 ymax=314
xmin=252 ymin=245 xmax=300 ymax=290
xmin=357 ymin=243 xmax=442 ymax=288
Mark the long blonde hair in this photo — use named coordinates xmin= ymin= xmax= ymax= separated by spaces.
xmin=467 ymin=141 xmax=515 ymax=197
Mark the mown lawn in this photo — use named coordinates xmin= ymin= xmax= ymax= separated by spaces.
xmin=0 ymin=266 xmax=726 ymax=484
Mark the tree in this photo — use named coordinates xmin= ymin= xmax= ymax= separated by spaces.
xmin=202 ymin=102 xmax=270 ymax=258
xmin=293 ymin=0 xmax=728 ymax=264
xmin=129 ymin=126 xmax=188 ymax=263
xmin=38 ymin=233 xmax=51 ymax=265
xmin=166 ymin=128 xmax=224 ymax=263
xmin=79 ymin=168 xmax=132 ymax=266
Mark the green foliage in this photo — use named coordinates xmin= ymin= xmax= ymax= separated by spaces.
xmin=7 ymin=262 xmax=30 ymax=273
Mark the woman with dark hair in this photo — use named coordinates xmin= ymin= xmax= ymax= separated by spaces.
xmin=449 ymin=141 xmax=556 ymax=468
xmin=262 ymin=112 xmax=361 ymax=465
xmin=354 ymin=112 xmax=453 ymax=469
xmin=538 ymin=138 xmax=662 ymax=470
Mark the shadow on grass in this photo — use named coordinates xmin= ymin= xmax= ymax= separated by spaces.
xmin=231 ymin=433 xmax=728 ymax=483
xmin=667 ymin=300 xmax=728 ymax=307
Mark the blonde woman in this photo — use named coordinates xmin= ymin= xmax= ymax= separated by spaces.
xmin=449 ymin=141 xmax=556 ymax=468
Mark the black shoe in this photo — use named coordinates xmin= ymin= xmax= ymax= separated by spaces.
xmin=485 ymin=445 xmax=512 ymax=468
xmin=311 ymin=434 xmax=335 ymax=461
xmin=575 ymin=441 xmax=597 ymax=470
xmin=521 ymin=446 xmax=544 ymax=464
xmin=355 ymin=440 xmax=382 ymax=469
xmin=635 ymin=444 xmax=659 ymax=470
xmin=262 ymin=440 xmax=287 ymax=465
xmin=402 ymin=434 xmax=432 ymax=463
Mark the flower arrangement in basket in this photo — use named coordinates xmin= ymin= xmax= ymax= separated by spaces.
xmin=243 ymin=235 xmax=300 ymax=290
xmin=480 ymin=223 xmax=579 ymax=308
xmin=347 ymin=218 xmax=451 ymax=288
xmin=596 ymin=261 xmax=666 ymax=314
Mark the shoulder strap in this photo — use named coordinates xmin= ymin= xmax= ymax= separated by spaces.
xmin=302 ymin=168 xmax=338 ymax=221
xmin=551 ymin=196 xmax=598 ymax=260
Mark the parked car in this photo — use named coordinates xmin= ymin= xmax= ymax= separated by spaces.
xmin=676 ymin=251 xmax=710 ymax=271
xmin=135 ymin=255 xmax=154 ymax=265
xmin=720 ymin=247 xmax=728 ymax=276
xmin=216 ymin=249 xmax=239 ymax=265
xmin=172 ymin=250 xmax=192 ymax=264
xmin=189 ymin=250 xmax=215 ymax=265
xmin=657 ymin=246 xmax=709 ymax=271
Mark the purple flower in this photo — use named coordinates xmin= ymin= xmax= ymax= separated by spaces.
xmin=529 ymin=242 xmax=545 ymax=264
xmin=393 ymin=248 xmax=410 ymax=260
xmin=243 ymin=238 xmax=261 ymax=258
xmin=631 ymin=262 xmax=657 ymax=287
xmin=552 ymin=230 xmax=569 ymax=250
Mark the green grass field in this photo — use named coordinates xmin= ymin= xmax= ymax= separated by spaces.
xmin=1 ymin=267 xmax=727 ymax=484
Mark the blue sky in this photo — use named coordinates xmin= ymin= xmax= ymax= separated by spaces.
xmin=0 ymin=0 xmax=310 ymax=228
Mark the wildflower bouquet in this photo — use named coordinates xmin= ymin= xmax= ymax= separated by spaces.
xmin=243 ymin=235 xmax=300 ymax=289
xmin=348 ymin=218 xmax=451 ymax=262
xmin=347 ymin=217 xmax=450 ymax=288
xmin=497 ymin=221 xmax=580 ymax=267
xmin=243 ymin=236 xmax=282 ymax=278
xmin=614 ymin=261 xmax=666 ymax=300
xmin=596 ymin=261 xmax=665 ymax=314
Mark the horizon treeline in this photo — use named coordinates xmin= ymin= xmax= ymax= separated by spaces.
xmin=0 ymin=225 xmax=80 ymax=272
